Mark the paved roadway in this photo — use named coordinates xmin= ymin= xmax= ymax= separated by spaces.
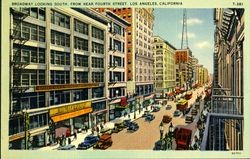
xmin=108 ymin=87 xmax=205 ymax=150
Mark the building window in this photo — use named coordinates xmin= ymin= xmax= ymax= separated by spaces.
xmin=92 ymin=57 xmax=104 ymax=68
xmin=113 ymin=56 xmax=121 ymax=67
xmin=73 ymin=89 xmax=88 ymax=101
xmin=74 ymin=19 xmax=88 ymax=35
xmin=50 ymin=90 xmax=70 ymax=106
xmin=29 ymin=113 xmax=48 ymax=130
xmin=51 ymin=10 xmax=70 ymax=29
xmin=113 ymin=23 xmax=121 ymax=35
xmin=92 ymin=72 xmax=104 ymax=82
xmin=13 ymin=20 xmax=45 ymax=42
xmin=92 ymin=42 xmax=104 ymax=54
xmin=74 ymin=37 xmax=88 ymax=51
xmin=113 ymin=40 xmax=121 ymax=52
xmin=51 ymin=50 xmax=70 ymax=65
xmin=51 ymin=30 xmax=70 ymax=47
xmin=50 ymin=70 xmax=70 ymax=84
xmin=92 ymin=101 xmax=106 ymax=112
xmin=74 ymin=72 xmax=88 ymax=83
xmin=9 ymin=118 xmax=24 ymax=135
xmin=113 ymin=72 xmax=122 ymax=82
xmin=92 ymin=87 xmax=104 ymax=98
xmin=15 ymin=8 xmax=46 ymax=21
xmin=14 ymin=69 xmax=45 ymax=86
xmin=13 ymin=44 xmax=45 ymax=64
xmin=12 ymin=92 xmax=45 ymax=112
xmin=92 ymin=26 xmax=104 ymax=40
xmin=74 ymin=54 xmax=88 ymax=67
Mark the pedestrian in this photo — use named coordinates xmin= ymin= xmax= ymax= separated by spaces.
xmin=91 ymin=127 xmax=95 ymax=135
xmin=96 ymin=126 xmax=100 ymax=135
xmin=128 ymin=114 xmax=130 ymax=119
xmin=59 ymin=137 xmax=62 ymax=146
xmin=68 ymin=137 xmax=71 ymax=145
xmin=100 ymin=123 xmax=104 ymax=130
xmin=62 ymin=134 xmax=66 ymax=146
xmin=73 ymin=129 xmax=77 ymax=140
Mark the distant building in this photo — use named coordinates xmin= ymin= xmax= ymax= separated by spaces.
xmin=153 ymin=36 xmax=176 ymax=98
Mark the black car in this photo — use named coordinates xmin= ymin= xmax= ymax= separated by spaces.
xmin=145 ymin=114 xmax=155 ymax=121
xmin=77 ymin=135 xmax=99 ymax=150
xmin=142 ymin=110 xmax=150 ymax=117
xmin=153 ymin=139 xmax=166 ymax=150
xmin=127 ymin=122 xmax=139 ymax=132
xmin=124 ymin=119 xmax=133 ymax=127
xmin=152 ymin=107 xmax=160 ymax=112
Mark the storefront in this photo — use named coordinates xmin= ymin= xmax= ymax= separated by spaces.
xmin=91 ymin=100 xmax=107 ymax=126
xmin=49 ymin=101 xmax=92 ymax=139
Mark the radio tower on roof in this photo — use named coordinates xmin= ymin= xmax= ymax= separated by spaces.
xmin=181 ymin=9 xmax=188 ymax=49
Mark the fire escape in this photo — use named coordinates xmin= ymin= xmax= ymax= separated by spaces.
xmin=201 ymin=9 xmax=244 ymax=151
xmin=9 ymin=8 xmax=29 ymax=117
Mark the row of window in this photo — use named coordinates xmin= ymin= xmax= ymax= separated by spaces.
xmin=9 ymin=113 xmax=48 ymax=135
xmin=13 ymin=20 xmax=45 ymax=42
xmin=14 ymin=8 xmax=46 ymax=21
xmin=12 ymin=87 xmax=104 ymax=112
xmin=13 ymin=44 xmax=45 ymax=64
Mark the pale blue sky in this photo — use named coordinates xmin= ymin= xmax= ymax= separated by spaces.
xmin=153 ymin=8 xmax=214 ymax=74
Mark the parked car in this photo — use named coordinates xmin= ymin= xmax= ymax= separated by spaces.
xmin=145 ymin=114 xmax=155 ymax=121
xmin=191 ymin=109 xmax=198 ymax=116
xmin=93 ymin=134 xmax=113 ymax=150
xmin=185 ymin=115 xmax=194 ymax=123
xmin=112 ymin=119 xmax=125 ymax=133
xmin=99 ymin=127 xmax=112 ymax=136
xmin=77 ymin=135 xmax=99 ymax=150
xmin=152 ymin=107 xmax=160 ymax=112
xmin=162 ymin=115 xmax=172 ymax=123
xmin=153 ymin=139 xmax=166 ymax=150
xmin=166 ymin=105 xmax=172 ymax=110
xmin=57 ymin=144 xmax=76 ymax=150
xmin=173 ymin=110 xmax=182 ymax=117
xmin=123 ymin=119 xmax=132 ymax=127
xmin=127 ymin=122 xmax=139 ymax=132
xmin=142 ymin=110 xmax=150 ymax=117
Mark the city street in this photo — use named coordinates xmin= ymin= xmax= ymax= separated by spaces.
xmin=108 ymin=87 xmax=205 ymax=150
xmin=37 ymin=86 xmax=206 ymax=150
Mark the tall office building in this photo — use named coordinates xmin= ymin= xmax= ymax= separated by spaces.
xmin=100 ymin=10 xmax=130 ymax=120
xmin=96 ymin=8 xmax=155 ymax=112
xmin=175 ymin=48 xmax=193 ymax=90
xmin=153 ymin=36 xmax=176 ymax=98
xmin=9 ymin=8 xmax=110 ymax=149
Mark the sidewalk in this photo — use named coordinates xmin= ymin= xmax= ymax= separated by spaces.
xmin=38 ymin=107 xmax=150 ymax=150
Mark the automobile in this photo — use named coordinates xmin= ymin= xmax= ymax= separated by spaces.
xmin=153 ymin=139 xmax=166 ymax=150
xmin=124 ymin=119 xmax=133 ymax=127
xmin=166 ymin=105 xmax=172 ymax=110
xmin=112 ymin=119 xmax=125 ymax=133
xmin=162 ymin=115 xmax=172 ymax=123
xmin=185 ymin=115 xmax=194 ymax=123
xmin=142 ymin=110 xmax=150 ymax=117
xmin=57 ymin=144 xmax=76 ymax=150
xmin=127 ymin=122 xmax=139 ymax=132
xmin=77 ymin=135 xmax=99 ymax=150
xmin=93 ymin=134 xmax=113 ymax=150
xmin=99 ymin=127 xmax=112 ymax=136
xmin=152 ymin=107 xmax=160 ymax=112
xmin=173 ymin=110 xmax=182 ymax=117
xmin=145 ymin=114 xmax=155 ymax=121
xmin=191 ymin=109 xmax=198 ymax=116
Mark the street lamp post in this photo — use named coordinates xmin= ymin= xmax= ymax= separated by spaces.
xmin=168 ymin=122 xmax=174 ymax=149
xmin=159 ymin=122 xmax=164 ymax=140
